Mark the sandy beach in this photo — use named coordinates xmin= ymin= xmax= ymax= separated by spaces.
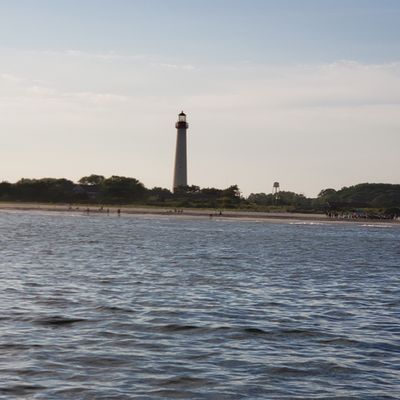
xmin=0 ymin=202 xmax=398 ymax=225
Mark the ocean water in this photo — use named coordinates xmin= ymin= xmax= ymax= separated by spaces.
xmin=0 ymin=210 xmax=399 ymax=399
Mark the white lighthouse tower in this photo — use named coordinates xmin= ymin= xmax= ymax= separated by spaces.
xmin=173 ymin=111 xmax=189 ymax=192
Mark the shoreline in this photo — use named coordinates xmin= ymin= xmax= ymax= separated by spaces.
xmin=0 ymin=202 xmax=398 ymax=225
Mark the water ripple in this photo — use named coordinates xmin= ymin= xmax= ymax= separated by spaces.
xmin=0 ymin=211 xmax=399 ymax=398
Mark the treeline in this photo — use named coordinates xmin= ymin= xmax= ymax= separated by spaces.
xmin=317 ymin=183 xmax=400 ymax=209
xmin=0 ymin=175 xmax=399 ymax=214
xmin=0 ymin=175 xmax=147 ymax=204
xmin=0 ymin=175 xmax=241 ymax=208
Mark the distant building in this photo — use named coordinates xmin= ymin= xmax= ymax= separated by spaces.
xmin=173 ymin=111 xmax=189 ymax=192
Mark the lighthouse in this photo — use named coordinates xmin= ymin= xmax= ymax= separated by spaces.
xmin=173 ymin=111 xmax=189 ymax=192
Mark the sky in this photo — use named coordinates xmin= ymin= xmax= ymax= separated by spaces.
xmin=0 ymin=0 xmax=399 ymax=196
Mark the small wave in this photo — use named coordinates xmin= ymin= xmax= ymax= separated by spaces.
xmin=0 ymin=343 xmax=42 ymax=351
xmin=242 ymin=327 xmax=269 ymax=335
xmin=159 ymin=324 xmax=201 ymax=332
xmin=34 ymin=316 xmax=88 ymax=327
xmin=239 ymin=327 xmax=321 ymax=339
xmin=157 ymin=324 xmax=323 ymax=340
xmin=290 ymin=222 xmax=326 ymax=226
xmin=275 ymin=328 xmax=322 ymax=338
xmin=148 ymin=389 xmax=197 ymax=398
xmin=361 ymin=224 xmax=393 ymax=228
xmin=95 ymin=305 xmax=134 ymax=313
xmin=24 ymin=281 xmax=42 ymax=287
xmin=67 ymin=355 xmax=131 ymax=368
xmin=367 ymin=341 xmax=400 ymax=352
xmin=0 ymin=384 xmax=45 ymax=396
xmin=319 ymin=337 xmax=360 ymax=346
xmin=266 ymin=361 xmax=358 ymax=377
xmin=267 ymin=366 xmax=311 ymax=377
xmin=159 ymin=376 xmax=211 ymax=388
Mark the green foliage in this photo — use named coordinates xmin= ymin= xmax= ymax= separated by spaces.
xmin=0 ymin=181 xmax=13 ymax=200
xmin=248 ymin=192 xmax=274 ymax=205
xmin=147 ymin=187 xmax=173 ymax=203
xmin=0 ymin=175 xmax=146 ymax=204
xmin=12 ymin=178 xmax=75 ymax=202
xmin=0 ymin=176 xmax=399 ymax=212
xmin=173 ymin=185 xmax=200 ymax=195
xmin=100 ymin=176 xmax=146 ymax=203
xmin=78 ymin=174 xmax=105 ymax=185
xmin=318 ymin=183 xmax=400 ymax=209
xmin=318 ymin=188 xmax=337 ymax=199
xmin=248 ymin=191 xmax=311 ymax=209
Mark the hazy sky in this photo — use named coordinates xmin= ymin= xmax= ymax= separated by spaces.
xmin=0 ymin=0 xmax=399 ymax=196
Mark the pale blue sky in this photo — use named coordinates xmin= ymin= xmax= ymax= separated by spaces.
xmin=2 ymin=0 xmax=400 ymax=63
xmin=0 ymin=1 xmax=399 ymax=195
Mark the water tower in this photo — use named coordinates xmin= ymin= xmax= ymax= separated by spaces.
xmin=273 ymin=182 xmax=280 ymax=202
xmin=173 ymin=111 xmax=189 ymax=192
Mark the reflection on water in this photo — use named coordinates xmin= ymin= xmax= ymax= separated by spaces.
xmin=0 ymin=211 xmax=399 ymax=399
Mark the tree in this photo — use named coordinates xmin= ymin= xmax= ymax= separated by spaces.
xmin=149 ymin=187 xmax=172 ymax=196
xmin=148 ymin=187 xmax=172 ymax=202
xmin=318 ymin=188 xmax=337 ymax=198
xmin=13 ymin=178 xmax=75 ymax=202
xmin=0 ymin=181 xmax=13 ymax=200
xmin=222 ymin=185 xmax=241 ymax=199
xmin=79 ymin=174 xmax=105 ymax=186
xmin=100 ymin=176 xmax=146 ymax=203
xmin=248 ymin=192 xmax=274 ymax=206
xmin=318 ymin=183 xmax=400 ymax=209
xmin=200 ymin=187 xmax=222 ymax=197
xmin=219 ymin=185 xmax=241 ymax=207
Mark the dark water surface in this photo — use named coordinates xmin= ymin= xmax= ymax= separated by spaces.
xmin=0 ymin=211 xmax=399 ymax=399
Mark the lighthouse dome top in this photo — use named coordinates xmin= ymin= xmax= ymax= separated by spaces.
xmin=178 ymin=111 xmax=187 ymax=123
xmin=176 ymin=111 xmax=189 ymax=128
